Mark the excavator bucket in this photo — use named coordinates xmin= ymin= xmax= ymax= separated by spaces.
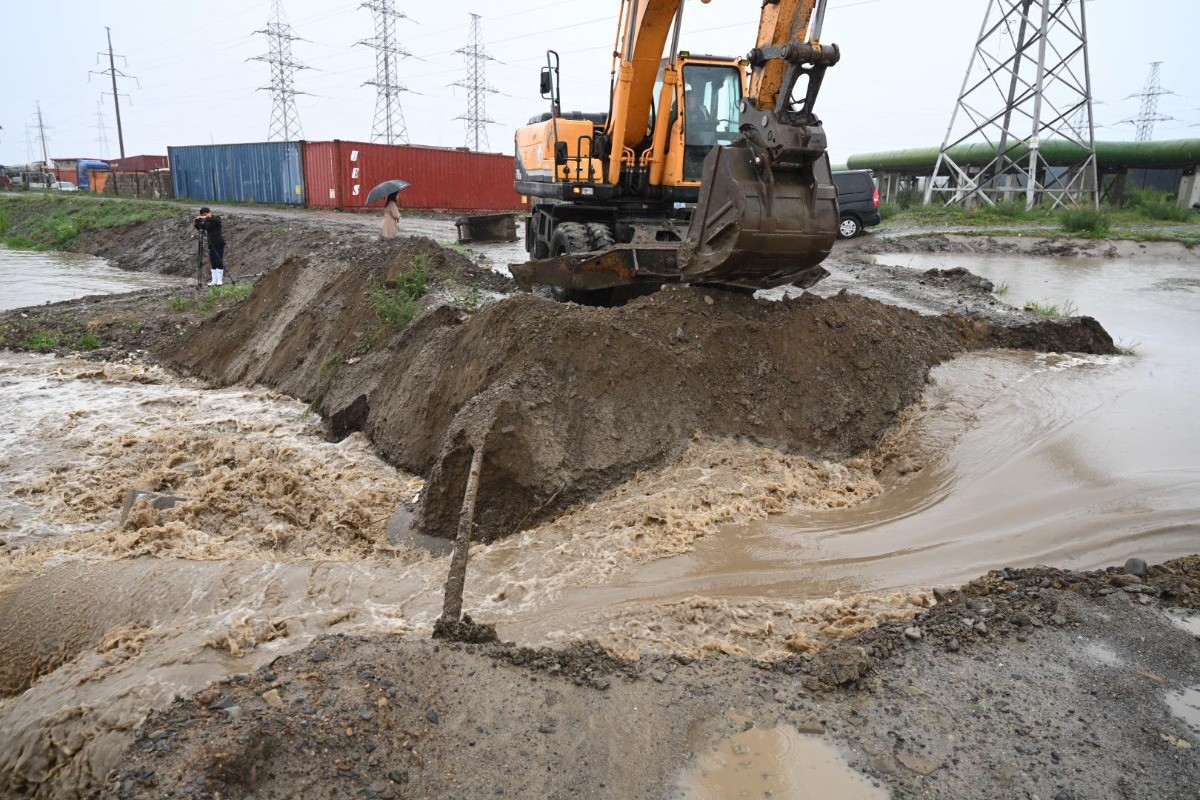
xmin=678 ymin=143 xmax=839 ymax=288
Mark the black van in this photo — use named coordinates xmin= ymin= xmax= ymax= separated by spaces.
xmin=832 ymin=170 xmax=881 ymax=239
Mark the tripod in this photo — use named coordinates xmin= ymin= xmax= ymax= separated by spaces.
xmin=195 ymin=230 xmax=207 ymax=290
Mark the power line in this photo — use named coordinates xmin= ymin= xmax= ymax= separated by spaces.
xmin=452 ymin=13 xmax=499 ymax=151
xmin=251 ymin=0 xmax=309 ymax=141
xmin=89 ymin=27 xmax=138 ymax=158
xmin=358 ymin=0 xmax=411 ymax=144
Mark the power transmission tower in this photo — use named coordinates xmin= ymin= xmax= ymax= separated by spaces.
xmin=452 ymin=14 xmax=499 ymax=151
xmin=927 ymin=0 xmax=1099 ymax=210
xmin=358 ymin=0 xmax=411 ymax=145
xmin=251 ymin=0 xmax=309 ymax=141
xmin=89 ymin=28 xmax=137 ymax=158
xmin=1129 ymin=62 xmax=1173 ymax=141
xmin=93 ymin=101 xmax=113 ymax=158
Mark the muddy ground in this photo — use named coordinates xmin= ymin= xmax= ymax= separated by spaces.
xmin=101 ymin=558 xmax=1200 ymax=800
xmin=2 ymin=203 xmax=1197 ymax=798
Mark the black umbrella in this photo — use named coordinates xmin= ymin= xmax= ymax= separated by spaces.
xmin=366 ymin=179 xmax=411 ymax=205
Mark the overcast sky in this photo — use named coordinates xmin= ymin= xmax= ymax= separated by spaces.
xmin=1 ymin=0 xmax=1196 ymax=167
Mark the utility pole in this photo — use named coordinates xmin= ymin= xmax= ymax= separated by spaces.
xmin=90 ymin=28 xmax=137 ymax=158
xmin=1130 ymin=62 xmax=1173 ymax=142
xmin=927 ymin=0 xmax=1099 ymax=210
xmin=452 ymin=14 xmax=499 ymax=152
xmin=251 ymin=0 xmax=309 ymax=142
xmin=358 ymin=0 xmax=411 ymax=145
xmin=35 ymin=103 xmax=50 ymax=166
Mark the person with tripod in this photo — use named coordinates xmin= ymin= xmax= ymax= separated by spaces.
xmin=192 ymin=207 xmax=227 ymax=286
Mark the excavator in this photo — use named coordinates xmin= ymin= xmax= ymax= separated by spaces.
xmin=511 ymin=0 xmax=841 ymax=302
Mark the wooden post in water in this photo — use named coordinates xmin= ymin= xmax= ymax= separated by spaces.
xmin=439 ymin=446 xmax=485 ymax=624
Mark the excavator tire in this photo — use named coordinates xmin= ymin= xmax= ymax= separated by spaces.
xmin=583 ymin=222 xmax=615 ymax=251
xmin=549 ymin=222 xmax=590 ymax=258
xmin=550 ymin=222 xmax=614 ymax=306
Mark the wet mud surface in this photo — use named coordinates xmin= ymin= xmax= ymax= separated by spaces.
xmin=2 ymin=207 xmax=1198 ymax=798
xmin=98 ymin=559 xmax=1200 ymax=800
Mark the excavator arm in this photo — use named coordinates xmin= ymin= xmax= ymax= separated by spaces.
xmin=679 ymin=0 xmax=841 ymax=285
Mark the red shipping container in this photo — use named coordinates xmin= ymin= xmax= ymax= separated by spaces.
xmin=109 ymin=155 xmax=169 ymax=172
xmin=302 ymin=141 xmax=526 ymax=212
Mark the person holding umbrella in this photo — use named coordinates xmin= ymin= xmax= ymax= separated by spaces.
xmin=381 ymin=191 xmax=401 ymax=239
xmin=367 ymin=179 xmax=410 ymax=240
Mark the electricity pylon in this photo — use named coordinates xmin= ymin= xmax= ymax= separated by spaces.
xmin=452 ymin=14 xmax=499 ymax=152
xmin=927 ymin=0 xmax=1099 ymax=210
xmin=251 ymin=0 xmax=309 ymax=141
xmin=358 ymin=0 xmax=411 ymax=145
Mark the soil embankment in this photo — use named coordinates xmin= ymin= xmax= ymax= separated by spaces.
xmin=169 ymin=255 xmax=1112 ymax=541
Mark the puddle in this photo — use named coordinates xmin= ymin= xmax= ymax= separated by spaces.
xmin=1166 ymin=686 xmax=1200 ymax=736
xmin=677 ymin=723 xmax=888 ymax=800
xmin=1164 ymin=608 xmax=1200 ymax=638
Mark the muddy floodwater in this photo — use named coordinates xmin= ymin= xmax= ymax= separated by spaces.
xmin=510 ymin=251 xmax=1200 ymax=636
xmin=0 ymin=247 xmax=188 ymax=311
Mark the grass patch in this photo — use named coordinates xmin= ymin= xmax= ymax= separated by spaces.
xmin=450 ymin=285 xmax=481 ymax=312
xmin=73 ymin=332 xmax=101 ymax=351
xmin=25 ymin=329 xmax=60 ymax=352
xmin=1023 ymin=298 xmax=1078 ymax=318
xmin=367 ymin=256 xmax=429 ymax=334
xmin=1137 ymin=200 xmax=1194 ymax=223
xmin=1059 ymin=208 xmax=1110 ymax=234
xmin=306 ymin=352 xmax=346 ymax=416
xmin=441 ymin=241 xmax=471 ymax=258
xmin=1114 ymin=339 xmax=1141 ymax=356
xmin=168 ymin=283 xmax=253 ymax=314
xmin=0 ymin=194 xmax=179 ymax=250
xmin=993 ymin=281 xmax=1010 ymax=297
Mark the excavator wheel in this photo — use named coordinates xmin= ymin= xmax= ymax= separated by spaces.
xmin=583 ymin=222 xmax=615 ymax=251
xmin=549 ymin=222 xmax=615 ymax=306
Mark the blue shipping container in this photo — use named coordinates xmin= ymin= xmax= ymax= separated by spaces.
xmin=168 ymin=142 xmax=305 ymax=206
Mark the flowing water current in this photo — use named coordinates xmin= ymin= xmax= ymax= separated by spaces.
xmin=1 ymin=245 xmax=1198 ymax=796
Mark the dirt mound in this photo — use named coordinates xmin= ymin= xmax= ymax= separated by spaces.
xmin=168 ymin=236 xmax=507 ymax=400
xmin=317 ymin=287 xmax=1111 ymax=542
xmin=74 ymin=211 xmax=376 ymax=279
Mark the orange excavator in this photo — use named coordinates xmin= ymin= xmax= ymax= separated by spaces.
xmin=511 ymin=0 xmax=841 ymax=302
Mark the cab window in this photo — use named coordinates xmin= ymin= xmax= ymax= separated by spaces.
xmin=681 ymin=64 xmax=742 ymax=181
